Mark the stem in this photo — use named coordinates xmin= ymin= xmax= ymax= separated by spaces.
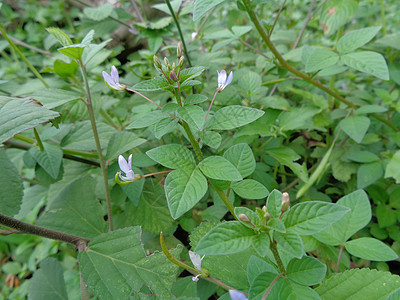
xmin=209 ymin=180 xmax=236 ymax=218
xmin=165 ymin=0 xmax=192 ymax=67
xmin=336 ymin=245 xmax=344 ymax=273
xmin=292 ymin=0 xmax=316 ymax=49
xmin=262 ymin=272 xmax=284 ymax=300
xmin=0 ymin=213 xmax=89 ymax=246
xmin=79 ymin=60 xmax=113 ymax=231
xmin=238 ymin=38 xmax=271 ymax=60
xmin=142 ymin=170 xmax=172 ymax=177
xmin=77 ymin=243 xmax=91 ymax=300
xmin=242 ymin=0 xmax=399 ymax=132
xmin=269 ymin=0 xmax=287 ymax=36
xmin=33 ymin=128 xmax=44 ymax=151
xmin=126 ymin=88 xmax=163 ymax=110
xmin=100 ymin=108 xmax=119 ymax=129
xmin=270 ymin=241 xmax=286 ymax=274
xmin=181 ymin=121 xmax=203 ymax=161
xmin=204 ymin=90 xmax=219 ymax=123
xmin=380 ymin=0 xmax=387 ymax=36
xmin=0 ymin=24 xmax=49 ymax=88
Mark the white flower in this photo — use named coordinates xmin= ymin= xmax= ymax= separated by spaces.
xmin=189 ymin=251 xmax=204 ymax=282
xmin=229 ymin=290 xmax=248 ymax=300
xmin=217 ymin=70 xmax=233 ymax=92
xmin=102 ymin=65 xmax=126 ymax=91
xmin=118 ymin=154 xmax=135 ymax=181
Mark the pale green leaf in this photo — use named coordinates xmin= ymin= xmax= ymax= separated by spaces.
xmin=153 ymin=117 xmax=179 ymax=139
xmin=232 ymin=179 xmax=269 ymax=199
xmin=339 ymin=115 xmax=370 ymax=143
xmin=249 ymin=272 xmax=283 ymax=300
xmin=275 ymin=231 xmax=304 ymax=259
xmin=198 ymin=156 xmax=242 ymax=181
xmin=206 ymin=105 xmax=264 ymax=130
xmin=29 ymin=142 xmax=63 ymax=179
xmin=30 ymin=88 xmax=81 ymax=109
xmin=303 ymin=48 xmax=339 ymax=73
xmin=58 ymin=44 xmax=85 ymax=59
xmin=385 ymin=151 xmax=400 ymax=183
xmin=286 ymin=256 xmax=326 ymax=286
xmin=247 ymin=256 xmax=278 ymax=285
xmin=46 ymin=27 xmax=72 ymax=47
xmin=337 ymin=26 xmax=381 ymax=54
xmin=198 ymin=131 xmax=221 ymax=149
xmin=345 ymin=238 xmax=398 ymax=261
xmin=251 ymin=232 xmax=270 ymax=257
xmin=132 ymin=76 xmax=170 ymax=91
xmin=193 ymin=0 xmax=226 ymax=21
xmin=223 ymin=143 xmax=256 ymax=178
xmin=341 ymin=51 xmax=389 ymax=80
xmin=146 ymin=144 xmax=195 ymax=169
xmin=266 ymin=190 xmax=283 ymax=219
xmin=126 ymin=111 xmax=168 ymax=129
xmin=320 ymin=0 xmax=358 ymax=36
xmin=266 ymin=147 xmax=308 ymax=182
xmin=184 ymin=94 xmax=208 ymax=105
xmin=83 ymin=3 xmax=113 ymax=21
xmin=178 ymin=105 xmax=205 ymax=130
xmin=357 ymin=161 xmax=383 ymax=189
xmin=106 ymin=132 xmax=146 ymax=160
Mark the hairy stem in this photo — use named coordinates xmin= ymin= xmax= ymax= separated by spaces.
xmin=209 ymin=180 xmax=236 ymax=218
xmin=33 ymin=128 xmax=44 ymax=151
xmin=336 ymin=245 xmax=344 ymax=273
xmin=262 ymin=272 xmax=284 ymax=300
xmin=270 ymin=241 xmax=286 ymax=274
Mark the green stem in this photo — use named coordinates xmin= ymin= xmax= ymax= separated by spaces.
xmin=100 ymin=108 xmax=119 ymax=129
xmin=79 ymin=60 xmax=113 ymax=231
xmin=209 ymin=180 xmax=236 ymax=218
xmin=242 ymin=0 xmax=399 ymax=132
xmin=165 ymin=0 xmax=192 ymax=67
xmin=33 ymin=128 xmax=44 ymax=151
xmin=0 ymin=24 xmax=49 ymax=88
xmin=380 ymin=0 xmax=387 ymax=35
xmin=181 ymin=121 xmax=203 ymax=161
xmin=270 ymin=241 xmax=286 ymax=274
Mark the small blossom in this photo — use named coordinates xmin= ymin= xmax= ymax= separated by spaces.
xmin=191 ymin=32 xmax=197 ymax=41
xmin=217 ymin=70 xmax=233 ymax=92
xmin=102 ymin=66 xmax=126 ymax=91
xmin=118 ymin=154 xmax=135 ymax=181
xmin=189 ymin=251 xmax=204 ymax=282
xmin=229 ymin=290 xmax=248 ymax=300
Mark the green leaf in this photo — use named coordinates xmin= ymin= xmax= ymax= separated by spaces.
xmin=303 ymin=47 xmax=339 ymax=73
xmin=315 ymin=268 xmax=400 ymax=300
xmin=29 ymin=142 xmax=63 ymax=179
xmin=195 ymin=221 xmax=257 ymax=255
xmin=266 ymin=190 xmax=283 ymax=219
xmin=198 ymin=131 xmax=221 ymax=149
xmin=266 ymin=147 xmax=308 ymax=182
xmin=354 ymin=104 xmax=388 ymax=115
xmin=278 ymin=106 xmax=320 ymax=131
xmin=206 ymin=105 xmax=264 ymax=130
xmin=247 ymin=256 xmax=278 ymax=284
xmin=121 ymin=168 xmax=144 ymax=206
xmin=106 ymin=132 xmax=146 ymax=161
xmin=58 ymin=44 xmax=85 ymax=60
xmin=235 ymin=207 xmax=261 ymax=229
xmin=46 ymin=27 xmax=72 ymax=47
xmin=347 ymin=151 xmax=380 ymax=163
xmin=231 ymin=25 xmax=252 ymax=37
xmin=126 ymin=111 xmax=168 ymax=129
xmin=357 ymin=161 xmax=383 ymax=189
xmin=286 ymin=256 xmax=327 ymax=286
xmin=198 ymin=156 xmax=242 ymax=181
xmin=251 ymin=232 xmax=270 ymax=257
xmin=385 ymin=151 xmax=400 ymax=183
xmin=0 ymin=150 xmax=23 ymax=217
xmin=193 ymin=0 xmax=226 ymax=21
xmin=79 ymin=227 xmax=182 ymax=299
xmin=178 ymin=105 xmax=205 ymax=130
xmin=0 ymin=98 xmax=59 ymax=144
xmin=337 ymin=26 xmax=381 ymax=54
xmin=28 ymin=258 xmax=68 ymax=300
xmin=223 ymin=143 xmax=256 ymax=178
xmin=313 ymin=190 xmax=371 ymax=246
xmin=153 ymin=117 xmax=179 ymax=139
xmin=320 ymin=0 xmax=358 ymax=36
xmin=128 ymin=180 xmax=176 ymax=235
xmin=285 ymin=202 xmax=350 ymax=235
xmin=232 ymin=179 xmax=269 ymax=199
xmin=341 ymin=51 xmax=389 ymax=80
xmin=146 ymin=144 xmax=196 ymax=169
xmin=132 ymin=76 xmax=170 ymax=91
xmin=184 ymin=94 xmax=208 ymax=105
xmin=31 ymin=88 xmax=81 ymax=109
xmin=345 ymin=238 xmax=398 ymax=261
xmin=274 ymin=231 xmax=304 ymax=259
xmin=165 ymin=167 xmax=208 ymax=219
xmin=279 ymin=281 xmax=322 ymax=300
xmin=37 ymin=177 xmax=107 ymax=238
xmin=267 ymin=218 xmax=286 ymax=233
xmin=83 ymin=3 xmax=113 ymax=21
xmin=339 ymin=115 xmax=370 ymax=143
xmin=249 ymin=272 xmax=283 ymax=300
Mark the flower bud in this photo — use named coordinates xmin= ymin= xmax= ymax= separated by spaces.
xmin=178 ymin=56 xmax=185 ymax=68
xmin=164 ymin=57 xmax=171 ymax=69
xmin=261 ymin=205 xmax=267 ymax=213
xmin=153 ymin=55 xmax=162 ymax=69
xmin=172 ymin=62 xmax=176 ymax=71
xmin=264 ymin=212 xmax=271 ymax=220
xmin=177 ymin=42 xmax=183 ymax=58
xmin=238 ymin=213 xmax=250 ymax=222
xmin=170 ymin=70 xmax=178 ymax=82
xmin=281 ymin=192 xmax=290 ymax=212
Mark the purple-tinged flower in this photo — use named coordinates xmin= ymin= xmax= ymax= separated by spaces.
xmin=217 ymin=70 xmax=233 ymax=92
xmin=118 ymin=154 xmax=135 ymax=181
xmin=229 ymin=290 xmax=248 ymax=300
xmin=189 ymin=251 xmax=204 ymax=282
xmin=102 ymin=66 xmax=126 ymax=91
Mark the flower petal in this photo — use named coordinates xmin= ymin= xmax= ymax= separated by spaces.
xmin=111 ymin=65 xmax=119 ymax=83
xmin=118 ymin=155 xmax=130 ymax=174
xmin=189 ymin=251 xmax=202 ymax=270
xmin=217 ymin=70 xmax=227 ymax=86
xmin=225 ymin=71 xmax=233 ymax=87
xmin=229 ymin=290 xmax=248 ymax=300
xmin=128 ymin=154 xmax=133 ymax=168
xmin=125 ymin=170 xmax=135 ymax=180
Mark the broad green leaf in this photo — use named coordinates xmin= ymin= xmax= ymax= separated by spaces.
xmin=83 ymin=3 xmax=113 ymax=21
xmin=388 ymin=289 xmax=400 ymax=300
xmin=193 ymin=0 xmax=226 ymax=21
xmin=345 ymin=238 xmax=398 ymax=261
xmin=232 ymin=179 xmax=269 ymax=200
xmin=247 ymin=256 xmax=278 ymax=284
xmin=375 ymin=32 xmax=400 ymax=50
xmin=106 ymin=132 xmax=146 ymax=160
xmin=81 ymin=29 xmax=95 ymax=46
xmin=28 ymin=258 xmax=68 ymax=300
xmin=231 ymin=25 xmax=252 ymax=37
xmin=357 ymin=161 xmax=383 ymax=189
xmin=251 ymin=232 xmax=270 ymax=257
xmin=316 ymin=268 xmax=400 ymax=300
xmin=132 ymin=76 xmax=170 ymax=91
xmin=46 ymin=27 xmax=72 ymax=46
xmin=121 ymin=166 xmax=144 ymax=206
xmin=238 ymin=70 xmax=262 ymax=93
xmin=79 ymin=227 xmax=182 ymax=299
xmin=31 ymin=88 xmax=81 ymax=109
xmin=235 ymin=207 xmax=261 ymax=229
xmin=184 ymin=94 xmax=208 ymax=105
xmin=286 ymin=256 xmax=326 ymax=286
xmin=0 ymin=150 xmax=23 ymax=216
xmin=385 ymin=151 xmax=400 ymax=183
xmin=153 ymin=117 xmax=179 ymax=139
xmin=313 ymin=190 xmax=371 ymax=246
xmin=266 ymin=190 xmax=283 ymax=219
xmin=198 ymin=130 xmax=221 ymax=149
xmin=279 ymin=280 xmax=322 ymax=300
xmin=285 ymin=202 xmax=350 ymax=235
xmin=320 ymin=0 xmax=358 ymax=36
xmin=341 ymin=51 xmax=389 ymax=80
xmin=376 ymin=204 xmax=396 ymax=228
xmin=330 ymin=147 xmax=358 ymax=182
xmin=126 ymin=111 xmax=168 ymax=129
xmin=339 ymin=115 xmax=370 ymax=143
xmin=0 ymin=98 xmax=59 ymax=144
xmin=275 ymin=231 xmax=304 ymax=259
xmin=178 ymin=105 xmax=205 ymax=130
xmin=198 ymin=156 xmax=242 ymax=181
xmin=146 ymin=144 xmax=195 ymax=169
xmin=179 ymin=66 xmax=206 ymax=82
xmin=266 ymin=147 xmax=308 ymax=182
xmin=249 ymin=272 xmax=283 ymax=300
xmin=223 ymin=143 xmax=256 ymax=178
xmin=206 ymin=105 xmax=264 ymax=130
xmin=195 ymin=221 xmax=257 ymax=255
xmin=303 ymin=48 xmax=339 ymax=73
xmin=337 ymin=26 xmax=381 ymax=54
xmin=152 ymin=0 xmax=182 ymax=15
xmin=278 ymin=106 xmax=320 ymax=131
xmin=29 ymin=142 xmax=63 ymax=179
xmin=347 ymin=151 xmax=380 ymax=163
xmin=354 ymin=105 xmax=388 ymax=115
xmin=267 ymin=218 xmax=286 ymax=233
xmin=128 ymin=180 xmax=176 ymax=235
xmin=37 ymin=177 xmax=107 ymax=238
xmin=164 ymin=167 xmax=208 ymax=219
xmin=58 ymin=44 xmax=85 ymax=59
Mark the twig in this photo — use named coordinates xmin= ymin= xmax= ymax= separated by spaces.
xmin=292 ymin=0 xmax=316 ymax=49
xmin=269 ymin=0 xmax=287 ymax=37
